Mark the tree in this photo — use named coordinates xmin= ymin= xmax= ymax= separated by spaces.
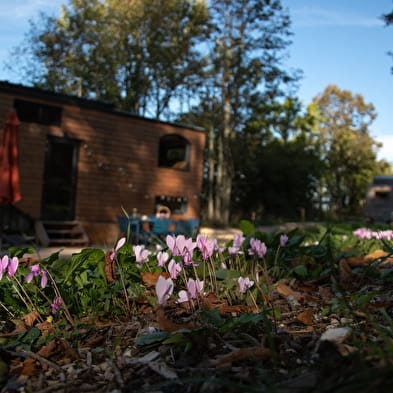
xmin=382 ymin=8 xmax=393 ymax=74
xmin=196 ymin=0 xmax=298 ymax=225
xmin=7 ymin=0 xmax=209 ymax=117
xmin=312 ymin=85 xmax=382 ymax=215
xmin=231 ymin=97 xmax=323 ymax=221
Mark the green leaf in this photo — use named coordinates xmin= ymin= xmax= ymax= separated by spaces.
xmin=21 ymin=327 xmax=41 ymax=344
xmin=293 ymin=264 xmax=308 ymax=278
xmin=135 ymin=331 xmax=169 ymax=345
xmin=239 ymin=220 xmax=255 ymax=236
xmin=201 ymin=309 xmax=223 ymax=327
xmin=216 ymin=269 xmax=241 ymax=280
xmin=162 ymin=333 xmax=189 ymax=345
xmin=220 ymin=312 xmax=264 ymax=333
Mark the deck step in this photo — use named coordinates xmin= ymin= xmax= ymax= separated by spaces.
xmin=35 ymin=220 xmax=89 ymax=247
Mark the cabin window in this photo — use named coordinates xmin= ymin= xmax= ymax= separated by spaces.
xmin=155 ymin=196 xmax=188 ymax=215
xmin=158 ymin=134 xmax=190 ymax=170
xmin=375 ymin=191 xmax=390 ymax=199
xmin=14 ymin=99 xmax=62 ymax=126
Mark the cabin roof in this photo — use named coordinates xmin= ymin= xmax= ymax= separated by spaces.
xmin=0 ymin=81 xmax=205 ymax=133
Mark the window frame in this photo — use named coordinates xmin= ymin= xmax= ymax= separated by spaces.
xmin=158 ymin=134 xmax=190 ymax=171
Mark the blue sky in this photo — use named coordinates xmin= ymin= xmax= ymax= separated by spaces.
xmin=0 ymin=0 xmax=392 ymax=161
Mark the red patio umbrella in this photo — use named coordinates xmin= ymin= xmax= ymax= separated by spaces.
xmin=0 ymin=109 xmax=21 ymax=205
xmin=0 ymin=109 xmax=21 ymax=247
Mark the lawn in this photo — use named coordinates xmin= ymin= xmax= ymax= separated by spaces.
xmin=0 ymin=221 xmax=392 ymax=392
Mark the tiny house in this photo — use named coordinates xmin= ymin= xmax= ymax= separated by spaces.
xmin=364 ymin=175 xmax=393 ymax=223
xmin=0 ymin=82 xmax=205 ymax=245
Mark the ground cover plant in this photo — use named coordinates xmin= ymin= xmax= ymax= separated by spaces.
xmin=0 ymin=221 xmax=392 ymax=392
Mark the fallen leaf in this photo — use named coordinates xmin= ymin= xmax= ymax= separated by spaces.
xmin=104 ymin=251 xmax=116 ymax=283
xmin=57 ymin=339 xmax=80 ymax=362
xmin=141 ymin=271 xmax=170 ymax=286
xmin=318 ymin=286 xmax=333 ymax=302
xmin=0 ymin=325 xmax=26 ymax=338
xmin=296 ymin=309 xmax=314 ymax=325
xmin=156 ymin=307 xmax=195 ymax=333
xmin=214 ymin=346 xmax=271 ymax=368
xmin=36 ymin=321 xmax=55 ymax=337
xmin=37 ymin=339 xmax=57 ymax=358
xmin=21 ymin=311 xmax=40 ymax=327
xmin=276 ymin=281 xmax=304 ymax=302
xmin=20 ymin=358 xmax=36 ymax=376
xmin=339 ymin=259 xmax=355 ymax=285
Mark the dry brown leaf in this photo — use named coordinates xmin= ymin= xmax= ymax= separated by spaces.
xmin=20 ymin=358 xmax=37 ymax=376
xmin=57 ymin=339 xmax=80 ymax=362
xmin=276 ymin=281 xmax=304 ymax=302
xmin=156 ymin=307 xmax=195 ymax=333
xmin=201 ymin=291 xmax=229 ymax=311
xmin=21 ymin=310 xmax=40 ymax=327
xmin=296 ymin=309 xmax=314 ymax=325
xmin=36 ymin=321 xmax=55 ymax=337
xmin=141 ymin=271 xmax=170 ymax=286
xmin=218 ymin=304 xmax=259 ymax=315
xmin=318 ymin=286 xmax=333 ymax=302
xmin=18 ymin=257 xmax=40 ymax=265
xmin=0 ymin=325 xmax=26 ymax=338
xmin=104 ymin=251 xmax=116 ymax=283
xmin=346 ymin=249 xmax=392 ymax=267
xmin=339 ymin=259 xmax=355 ymax=284
xmin=81 ymin=334 xmax=106 ymax=348
xmin=214 ymin=346 xmax=271 ymax=368
xmin=37 ymin=339 xmax=57 ymax=358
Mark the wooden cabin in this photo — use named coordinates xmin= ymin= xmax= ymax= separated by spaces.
xmin=364 ymin=175 xmax=393 ymax=223
xmin=0 ymin=82 xmax=205 ymax=246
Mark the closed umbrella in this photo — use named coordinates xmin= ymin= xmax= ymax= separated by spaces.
xmin=0 ymin=109 xmax=21 ymax=248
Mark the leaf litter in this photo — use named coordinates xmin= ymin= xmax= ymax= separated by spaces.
xmin=1 ymin=226 xmax=393 ymax=393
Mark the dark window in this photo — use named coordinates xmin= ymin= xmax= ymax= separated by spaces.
xmin=155 ymin=196 xmax=188 ymax=215
xmin=14 ymin=99 xmax=62 ymax=126
xmin=158 ymin=134 xmax=190 ymax=170
xmin=375 ymin=191 xmax=390 ymax=199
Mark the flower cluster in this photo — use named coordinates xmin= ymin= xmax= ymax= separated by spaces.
xmin=353 ymin=228 xmax=393 ymax=241
xmin=248 ymin=238 xmax=267 ymax=259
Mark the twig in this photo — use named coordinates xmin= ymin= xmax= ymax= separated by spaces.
xmin=35 ymin=382 xmax=67 ymax=393
xmin=8 ymin=349 xmax=63 ymax=372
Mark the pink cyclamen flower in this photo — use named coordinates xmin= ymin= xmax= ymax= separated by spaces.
xmin=40 ymin=270 xmax=48 ymax=288
xmin=196 ymin=235 xmax=217 ymax=260
xmin=25 ymin=264 xmax=47 ymax=288
xmin=109 ymin=237 xmax=126 ymax=261
xmin=168 ymin=259 xmax=182 ymax=279
xmin=228 ymin=246 xmax=240 ymax=256
xmin=155 ymin=275 xmax=174 ymax=305
xmin=233 ymin=234 xmax=245 ymax=249
xmin=157 ymin=251 xmax=169 ymax=267
xmin=177 ymin=278 xmax=204 ymax=303
xmin=248 ymin=238 xmax=267 ymax=259
xmin=238 ymin=276 xmax=254 ymax=294
xmin=133 ymin=245 xmax=151 ymax=266
xmin=50 ymin=297 xmax=63 ymax=314
xmin=7 ymin=257 xmax=19 ymax=278
xmin=280 ymin=234 xmax=288 ymax=247
xmin=0 ymin=255 xmax=9 ymax=280
xmin=26 ymin=264 xmax=41 ymax=283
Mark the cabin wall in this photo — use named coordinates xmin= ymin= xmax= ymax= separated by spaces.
xmin=0 ymin=88 xmax=205 ymax=245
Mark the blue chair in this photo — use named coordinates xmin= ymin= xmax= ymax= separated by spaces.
xmin=117 ymin=216 xmax=142 ymax=243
